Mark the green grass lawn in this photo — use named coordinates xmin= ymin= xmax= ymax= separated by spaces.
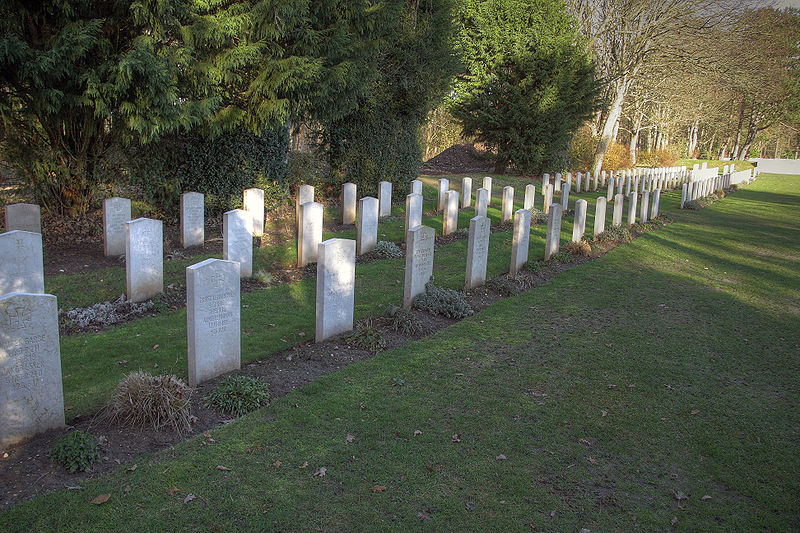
xmin=2 ymin=174 xmax=797 ymax=530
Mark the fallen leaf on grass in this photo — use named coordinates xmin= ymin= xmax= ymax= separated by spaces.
xmin=417 ymin=512 xmax=430 ymax=520
xmin=246 ymin=445 xmax=262 ymax=454
xmin=550 ymin=510 xmax=556 ymax=517
xmin=601 ymin=410 xmax=608 ymax=417
xmin=370 ymin=485 xmax=387 ymax=493
xmin=300 ymin=462 xmax=309 ymax=469
xmin=496 ymin=454 xmax=507 ymax=461
xmin=465 ymin=502 xmax=476 ymax=510
xmin=671 ymin=517 xmax=678 ymax=526
xmin=65 ymin=486 xmax=84 ymax=491
xmin=346 ymin=434 xmax=355 ymax=443
xmin=183 ymin=494 xmax=196 ymax=504
xmin=579 ymin=439 xmax=592 ymax=446
xmin=701 ymin=495 xmax=712 ymax=501
xmin=313 ymin=467 xmax=327 ymax=477
xmin=168 ymin=487 xmax=180 ymax=495
xmin=123 ymin=485 xmax=131 ymax=493
xmin=91 ymin=494 xmax=110 ymax=505
xmin=691 ymin=410 xmax=700 ymax=415
xmin=587 ymin=456 xmax=599 ymax=465
xmin=273 ymin=460 xmax=281 ymax=468
xmin=216 ymin=465 xmax=231 ymax=471
xmin=452 ymin=433 xmax=461 ymax=443
xmin=672 ymin=490 xmax=688 ymax=501
xmin=414 ymin=430 xmax=422 ymax=436
xmin=126 ymin=464 xmax=137 ymax=472
xmin=152 ymin=344 xmax=159 ymax=350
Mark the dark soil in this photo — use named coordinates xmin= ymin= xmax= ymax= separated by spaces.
xmin=420 ymin=144 xmax=496 ymax=175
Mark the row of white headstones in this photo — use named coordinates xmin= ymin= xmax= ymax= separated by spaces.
xmin=2 ymin=165 xmax=756 ymax=448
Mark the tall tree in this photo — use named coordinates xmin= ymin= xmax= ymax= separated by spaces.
xmin=451 ymin=0 xmax=600 ymax=174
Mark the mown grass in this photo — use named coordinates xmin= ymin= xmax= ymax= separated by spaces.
xmin=2 ymin=175 xmax=796 ymax=530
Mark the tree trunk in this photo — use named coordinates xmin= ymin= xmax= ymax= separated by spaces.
xmin=731 ymin=99 xmax=746 ymax=160
xmin=629 ymin=112 xmax=642 ymax=166
xmin=592 ymin=78 xmax=628 ymax=177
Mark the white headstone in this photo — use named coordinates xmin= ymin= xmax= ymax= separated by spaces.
xmin=378 ymin=181 xmax=392 ymax=217
xmin=542 ymin=173 xmax=551 ymax=189
xmin=475 ymin=187 xmax=489 ymax=217
xmin=652 ymin=189 xmax=661 ymax=218
xmin=410 ymin=179 xmax=423 ymax=196
xmin=482 ymin=176 xmax=493 ymax=205
xmin=0 ymin=231 xmax=44 ymax=296
xmin=223 ymin=209 xmax=253 ymax=277
xmin=296 ymin=184 xmax=315 ymax=221
xmin=613 ymin=194 xmax=624 ymax=226
xmin=510 ymin=209 xmax=532 ymax=276
xmin=575 ymin=172 xmax=582 ymax=193
xmin=342 ymin=183 xmax=357 ymax=225
xmin=316 ymin=239 xmax=356 ymax=342
xmin=607 ymin=177 xmax=615 ymax=201
xmin=4 ymin=203 xmax=41 ymax=234
xmin=443 ymin=190 xmax=459 ymax=235
xmin=180 ymin=192 xmax=204 ymax=248
xmin=357 ymin=197 xmax=379 ymax=255
xmin=0 ymin=292 xmax=64 ymax=447
xmin=461 ymin=177 xmax=473 ymax=208
xmin=594 ymin=197 xmax=607 ymax=237
xmin=524 ymin=184 xmax=536 ymax=211
xmin=465 ymin=216 xmax=490 ymax=290
xmin=243 ymin=188 xmax=264 ymax=237
xmin=403 ymin=225 xmax=435 ymax=308
xmin=627 ymin=192 xmax=637 ymax=226
xmin=586 ymin=171 xmax=592 ymax=191
xmin=501 ymin=186 xmax=514 ymax=223
xmin=186 ymin=259 xmax=240 ymax=387
xmin=544 ymin=204 xmax=563 ymax=260
xmin=554 ymin=173 xmax=562 ymax=192
xmin=437 ymin=178 xmax=449 ymax=212
xmin=103 ymin=197 xmax=132 ymax=256
xmin=405 ymin=193 xmax=423 ymax=242
xmin=561 ymin=182 xmax=571 ymax=211
xmin=640 ymin=190 xmax=650 ymax=223
xmin=572 ymin=199 xmax=587 ymax=242
xmin=298 ymin=201 xmax=323 ymax=267
xmin=126 ymin=218 xmax=163 ymax=302
xmin=543 ymin=184 xmax=553 ymax=214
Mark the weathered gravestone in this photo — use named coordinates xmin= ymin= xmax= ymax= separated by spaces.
xmin=594 ymin=197 xmax=607 ymax=237
xmin=640 ymin=190 xmax=650 ymax=223
xmin=438 ymin=179 xmax=449 ymax=212
xmin=607 ymin=177 xmax=615 ymax=201
xmin=126 ymin=218 xmax=163 ymax=302
xmin=544 ymin=204 xmax=563 ymax=260
xmin=613 ymin=194 xmax=624 ymax=226
xmin=223 ymin=209 xmax=253 ymax=277
xmin=502 ymin=186 xmax=514 ymax=223
xmin=561 ymin=182 xmax=571 ymax=211
xmin=652 ymin=189 xmax=662 ymax=218
xmin=542 ymin=173 xmax=551 ymax=189
xmin=524 ymin=184 xmax=536 ymax=211
xmin=554 ymin=173 xmax=562 ymax=192
xmin=316 ymin=239 xmax=356 ymax=342
xmin=243 ymin=188 xmax=265 ymax=237
xmin=572 ymin=199 xmax=587 ymax=242
xmin=0 ymin=292 xmax=64 ymax=448
xmin=627 ymin=192 xmax=637 ymax=226
xmin=443 ymin=190 xmax=459 ymax=236
xmin=405 ymin=193 xmax=423 ymax=242
xmin=465 ymin=216 xmax=490 ymax=290
xmin=510 ymin=209 xmax=531 ymax=276
xmin=186 ymin=259 xmax=240 ymax=386
xmin=0 ymin=231 xmax=44 ymax=296
xmin=543 ymin=184 xmax=553 ymax=214
xmin=296 ymin=185 xmax=315 ymax=222
xmin=357 ymin=197 xmax=379 ymax=255
xmin=342 ymin=183 xmax=357 ymax=225
xmin=180 ymin=192 xmax=204 ymax=248
xmin=410 ymin=179 xmax=423 ymax=196
xmin=4 ymin=203 xmax=41 ymax=234
xmin=103 ymin=197 xmax=132 ymax=256
xmin=298 ymin=201 xmax=323 ymax=267
xmin=475 ymin=188 xmax=488 ymax=218
xmin=378 ymin=181 xmax=392 ymax=217
xmin=462 ymin=177 xmax=472 ymax=208
xmin=482 ymin=177 xmax=493 ymax=205
xmin=403 ymin=225 xmax=435 ymax=308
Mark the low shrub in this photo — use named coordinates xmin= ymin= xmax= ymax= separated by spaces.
xmin=563 ymin=240 xmax=592 ymax=257
xmin=486 ymin=277 xmax=521 ymax=297
xmin=383 ymin=305 xmax=422 ymax=335
xmin=595 ymin=226 xmax=632 ymax=243
xmin=524 ymin=260 xmax=543 ymax=273
xmin=203 ymin=376 xmax=270 ymax=416
xmin=548 ymin=250 xmax=574 ymax=264
xmin=50 ymin=430 xmax=100 ymax=473
xmin=347 ymin=319 xmax=388 ymax=352
xmin=375 ymin=241 xmax=403 ymax=259
xmin=106 ymin=371 xmax=193 ymax=432
xmin=684 ymin=200 xmax=702 ymax=210
xmin=413 ymin=279 xmax=473 ymax=319
xmin=530 ymin=209 xmax=547 ymax=225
